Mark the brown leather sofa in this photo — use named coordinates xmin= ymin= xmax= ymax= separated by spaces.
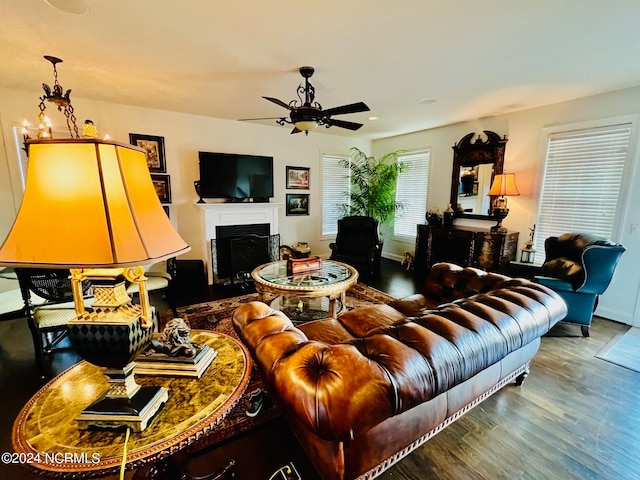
xmin=232 ymin=263 xmax=567 ymax=480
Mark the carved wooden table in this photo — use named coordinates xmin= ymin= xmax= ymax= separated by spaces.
xmin=252 ymin=260 xmax=358 ymax=320
xmin=12 ymin=331 xmax=251 ymax=479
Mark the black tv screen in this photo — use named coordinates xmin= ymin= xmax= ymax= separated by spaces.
xmin=198 ymin=152 xmax=274 ymax=201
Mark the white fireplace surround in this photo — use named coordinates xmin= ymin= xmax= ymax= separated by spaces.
xmin=196 ymin=203 xmax=281 ymax=284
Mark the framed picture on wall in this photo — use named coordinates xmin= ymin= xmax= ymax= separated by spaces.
xmin=151 ymin=174 xmax=172 ymax=203
xmin=286 ymin=166 xmax=310 ymax=189
xmin=286 ymin=193 xmax=309 ymax=216
xmin=129 ymin=133 xmax=166 ymax=172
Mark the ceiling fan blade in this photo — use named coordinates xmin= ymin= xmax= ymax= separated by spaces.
xmin=322 ymin=102 xmax=370 ymax=117
xmin=327 ymin=118 xmax=363 ymax=131
xmin=238 ymin=116 xmax=286 ymax=121
xmin=262 ymin=96 xmax=293 ymax=110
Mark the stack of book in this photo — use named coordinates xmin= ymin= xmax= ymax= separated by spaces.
xmin=135 ymin=344 xmax=217 ymax=378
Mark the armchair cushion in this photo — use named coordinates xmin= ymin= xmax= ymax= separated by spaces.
xmin=534 ymin=275 xmax=574 ymax=293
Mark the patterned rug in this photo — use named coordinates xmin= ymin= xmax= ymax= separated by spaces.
xmin=159 ymin=283 xmax=395 ymax=447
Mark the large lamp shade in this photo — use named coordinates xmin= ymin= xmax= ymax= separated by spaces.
xmin=0 ymin=138 xmax=190 ymax=267
xmin=488 ymin=172 xmax=520 ymax=198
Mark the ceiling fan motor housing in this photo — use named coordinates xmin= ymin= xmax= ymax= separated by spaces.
xmin=290 ymin=106 xmax=323 ymax=125
xmin=299 ymin=66 xmax=315 ymax=78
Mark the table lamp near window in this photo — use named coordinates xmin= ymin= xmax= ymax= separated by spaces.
xmin=0 ymin=138 xmax=190 ymax=431
xmin=487 ymin=172 xmax=519 ymax=233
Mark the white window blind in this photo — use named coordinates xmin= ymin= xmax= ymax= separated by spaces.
xmin=394 ymin=150 xmax=430 ymax=238
xmin=534 ymin=123 xmax=631 ymax=260
xmin=322 ymin=154 xmax=350 ymax=236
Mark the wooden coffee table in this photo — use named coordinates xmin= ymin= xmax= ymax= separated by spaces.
xmin=12 ymin=331 xmax=251 ymax=479
xmin=251 ymin=260 xmax=358 ymax=320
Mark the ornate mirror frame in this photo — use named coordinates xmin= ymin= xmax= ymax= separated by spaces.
xmin=450 ymin=130 xmax=507 ymax=220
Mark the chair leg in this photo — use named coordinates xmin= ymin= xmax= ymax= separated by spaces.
xmin=581 ymin=325 xmax=590 ymax=337
xmin=26 ymin=316 xmax=46 ymax=379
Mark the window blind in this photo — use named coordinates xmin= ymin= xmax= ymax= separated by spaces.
xmin=394 ymin=150 xmax=430 ymax=238
xmin=534 ymin=123 xmax=631 ymax=261
xmin=322 ymin=154 xmax=350 ymax=236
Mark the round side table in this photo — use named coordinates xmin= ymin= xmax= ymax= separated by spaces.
xmin=12 ymin=331 xmax=251 ymax=479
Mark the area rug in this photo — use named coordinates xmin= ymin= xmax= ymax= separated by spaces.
xmin=595 ymin=326 xmax=640 ymax=373
xmin=159 ymin=283 xmax=395 ymax=447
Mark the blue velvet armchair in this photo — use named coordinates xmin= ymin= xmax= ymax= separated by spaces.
xmin=535 ymin=233 xmax=625 ymax=337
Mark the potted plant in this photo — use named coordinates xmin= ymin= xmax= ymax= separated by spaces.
xmin=337 ymin=147 xmax=406 ymax=239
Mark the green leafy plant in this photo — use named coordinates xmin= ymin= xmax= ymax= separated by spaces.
xmin=338 ymin=147 xmax=406 ymax=229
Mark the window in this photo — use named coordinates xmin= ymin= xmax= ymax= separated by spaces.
xmin=321 ymin=154 xmax=350 ymax=236
xmin=534 ymin=123 xmax=632 ymax=260
xmin=394 ymin=150 xmax=430 ymax=238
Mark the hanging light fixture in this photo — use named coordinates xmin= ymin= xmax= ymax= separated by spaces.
xmin=21 ymin=56 xmax=80 ymax=153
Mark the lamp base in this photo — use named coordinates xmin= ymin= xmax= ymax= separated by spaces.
xmin=77 ymin=384 xmax=168 ymax=432
xmin=490 ymin=207 xmax=509 ymax=234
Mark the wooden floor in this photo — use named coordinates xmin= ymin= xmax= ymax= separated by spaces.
xmin=1 ymin=259 xmax=639 ymax=480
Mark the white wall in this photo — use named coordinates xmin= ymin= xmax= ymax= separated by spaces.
xmin=373 ymin=85 xmax=640 ymax=326
xmin=0 ymin=87 xmax=369 ymax=290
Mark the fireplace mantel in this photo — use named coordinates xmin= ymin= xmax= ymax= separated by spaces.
xmin=196 ymin=203 xmax=282 ymax=283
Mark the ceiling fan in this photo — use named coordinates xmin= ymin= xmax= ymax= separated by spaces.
xmin=242 ymin=66 xmax=370 ymax=135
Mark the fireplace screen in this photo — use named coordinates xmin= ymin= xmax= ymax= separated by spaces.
xmin=212 ymin=233 xmax=280 ymax=285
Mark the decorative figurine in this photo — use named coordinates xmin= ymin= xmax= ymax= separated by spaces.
xmin=520 ymin=224 xmax=536 ymax=263
xmin=148 ymin=317 xmax=198 ymax=358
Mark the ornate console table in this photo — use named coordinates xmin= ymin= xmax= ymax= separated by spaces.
xmin=414 ymin=224 xmax=518 ymax=277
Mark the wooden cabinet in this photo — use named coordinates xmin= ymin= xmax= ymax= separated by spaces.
xmin=414 ymin=224 xmax=518 ymax=276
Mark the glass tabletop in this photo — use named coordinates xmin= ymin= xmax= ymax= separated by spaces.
xmin=254 ymin=260 xmax=354 ymax=288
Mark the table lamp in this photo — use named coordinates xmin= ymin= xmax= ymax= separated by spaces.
xmin=0 ymin=138 xmax=190 ymax=431
xmin=487 ymin=173 xmax=519 ymax=234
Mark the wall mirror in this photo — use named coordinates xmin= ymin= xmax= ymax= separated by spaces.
xmin=450 ymin=130 xmax=507 ymax=219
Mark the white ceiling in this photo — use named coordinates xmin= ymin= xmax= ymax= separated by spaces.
xmin=2 ymin=0 xmax=640 ymax=139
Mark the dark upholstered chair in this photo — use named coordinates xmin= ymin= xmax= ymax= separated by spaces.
xmin=534 ymin=233 xmax=625 ymax=337
xmin=15 ymin=268 xmax=93 ymax=378
xmin=329 ymin=216 xmax=382 ymax=278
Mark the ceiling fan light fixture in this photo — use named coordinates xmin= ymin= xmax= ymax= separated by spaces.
xmin=294 ymin=120 xmax=319 ymax=132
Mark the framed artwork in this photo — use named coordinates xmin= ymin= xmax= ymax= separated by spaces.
xmin=286 ymin=193 xmax=309 ymax=216
xmin=286 ymin=166 xmax=310 ymax=189
xmin=129 ymin=133 xmax=166 ymax=172
xmin=151 ymin=174 xmax=172 ymax=203
xmin=163 ymin=205 xmax=170 ymax=219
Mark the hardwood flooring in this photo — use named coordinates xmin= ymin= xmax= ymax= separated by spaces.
xmin=1 ymin=259 xmax=639 ymax=480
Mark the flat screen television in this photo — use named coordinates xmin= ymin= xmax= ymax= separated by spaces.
xmin=198 ymin=151 xmax=274 ymax=202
